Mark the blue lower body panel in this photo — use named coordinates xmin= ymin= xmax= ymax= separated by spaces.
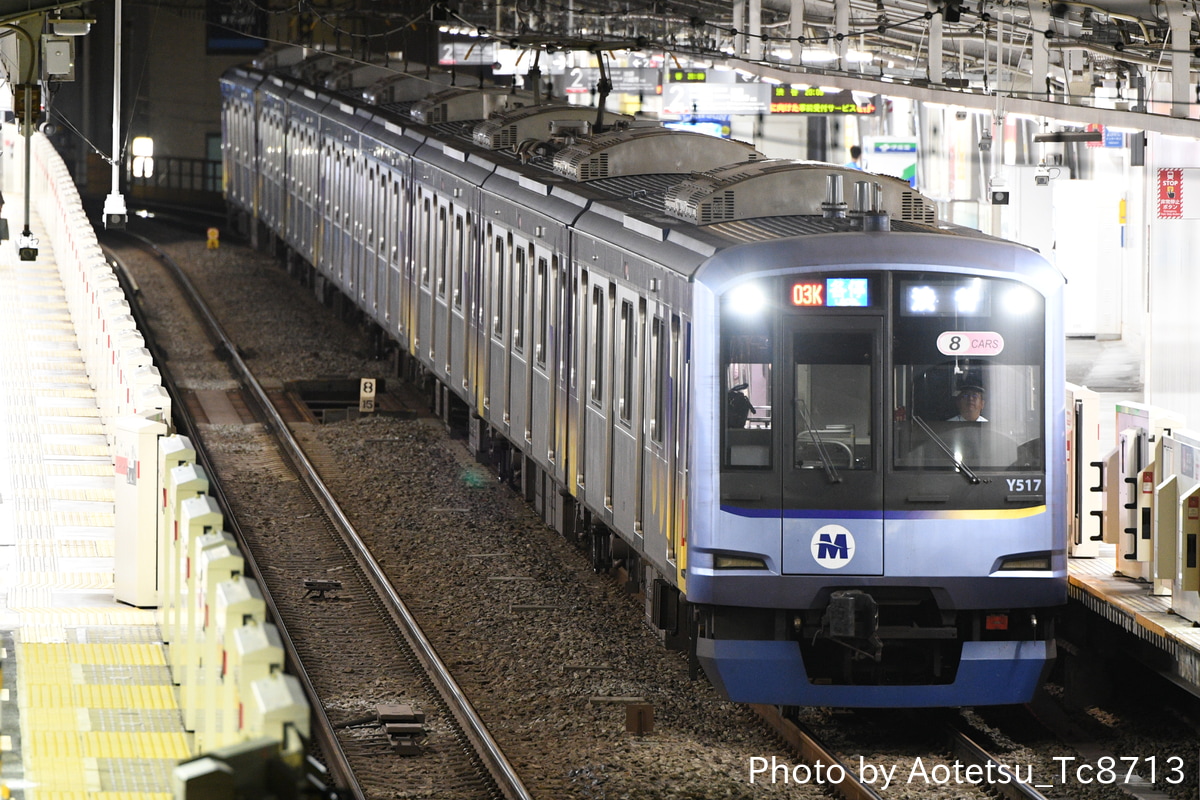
xmin=697 ymin=638 xmax=1054 ymax=707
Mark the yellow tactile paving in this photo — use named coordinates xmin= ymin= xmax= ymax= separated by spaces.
xmin=14 ymin=572 xmax=115 ymax=589
xmin=9 ymin=608 xmax=157 ymax=626
xmin=33 ymin=389 xmax=98 ymax=398
xmin=22 ymin=684 xmax=177 ymax=711
xmin=42 ymin=422 xmax=108 ymax=434
xmin=44 ymin=462 xmax=111 ymax=476
xmin=31 ymin=793 xmax=172 ymax=800
xmin=22 ymin=759 xmax=90 ymax=790
xmin=19 ymin=540 xmax=117 ymax=556
xmin=83 ymin=732 xmax=190 ymax=759
xmin=15 ymin=510 xmax=116 ymax=527
xmin=20 ymin=708 xmax=84 ymax=731
xmin=22 ymin=643 xmax=168 ymax=666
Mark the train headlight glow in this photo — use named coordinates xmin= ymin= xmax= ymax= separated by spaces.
xmin=1002 ymin=286 xmax=1039 ymax=315
xmin=908 ymin=285 xmax=938 ymax=314
xmin=727 ymin=284 xmax=766 ymax=315
xmin=955 ymin=280 xmax=983 ymax=314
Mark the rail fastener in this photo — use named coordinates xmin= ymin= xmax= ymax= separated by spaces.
xmin=303 ymin=579 xmax=343 ymax=599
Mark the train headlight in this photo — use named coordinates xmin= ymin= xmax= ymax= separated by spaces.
xmin=727 ymin=284 xmax=765 ymax=316
xmin=954 ymin=280 xmax=983 ymax=314
xmin=714 ymin=554 xmax=768 ymax=570
xmin=907 ymin=285 xmax=938 ymax=314
xmin=1002 ymin=285 xmax=1038 ymax=315
xmin=997 ymin=554 xmax=1051 ymax=571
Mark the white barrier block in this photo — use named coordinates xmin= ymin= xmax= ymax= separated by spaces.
xmin=175 ymin=496 xmax=225 ymax=679
xmin=114 ymin=415 xmax=168 ymax=607
xmin=245 ymin=673 xmax=309 ymax=755
xmin=211 ymin=578 xmax=267 ymax=747
xmin=192 ymin=546 xmax=246 ymax=748
xmin=163 ymin=464 xmax=206 ymax=648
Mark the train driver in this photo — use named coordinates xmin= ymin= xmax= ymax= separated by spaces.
xmin=727 ymin=383 xmax=755 ymax=428
xmin=948 ymin=383 xmax=987 ymax=422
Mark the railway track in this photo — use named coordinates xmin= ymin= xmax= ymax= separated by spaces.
xmin=753 ymin=704 xmax=1060 ymax=800
xmin=107 ymin=230 xmax=533 ymax=799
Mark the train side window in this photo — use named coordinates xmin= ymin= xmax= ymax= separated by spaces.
xmin=492 ymin=235 xmax=505 ymax=340
xmin=590 ymin=285 xmax=605 ymax=404
xmin=536 ymin=256 xmax=548 ymax=367
xmin=437 ymin=205 xmax=448 ymax=297
xmin=420 ymin=196 xmax=431 ymax=286
xmin=650 ymin=316 xmax=666 ymax=444
xmin=514 ymin=246 xmax=527 ymax=352
xmin=619 ymin=300 xmax=635 ymax=424
xmin=453 ymin=214 xmax=465 ymax=309
xmin=722 ymin=332 xmax=773 ymax=468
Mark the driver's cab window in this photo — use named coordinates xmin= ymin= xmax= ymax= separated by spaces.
xmin=793 ymin=331 xmax=873 ymax=470
xmin=722 ymin=333 xmax=773 ymax=468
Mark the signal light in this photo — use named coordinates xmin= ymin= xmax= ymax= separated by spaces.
xmin=985 ymin=614 xmax=1009 ymax=631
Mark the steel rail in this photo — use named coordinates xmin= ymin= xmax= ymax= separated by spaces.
xmin=751 ymin=704 xmax=887 ymax=800
xmin=114 ymin=231 xmax=534 ymax=800
xmin=946 ymin=724 xmax=1052 ymax=800
xmin=105 ymin=240 xmax=363 ymax=798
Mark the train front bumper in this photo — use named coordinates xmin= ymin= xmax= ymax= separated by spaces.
xmin=696 ymin=637 xmax=1054 ymax=707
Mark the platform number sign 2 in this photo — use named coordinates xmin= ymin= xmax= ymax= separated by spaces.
xmin=360 ymin=378 xmax=377 ymax=413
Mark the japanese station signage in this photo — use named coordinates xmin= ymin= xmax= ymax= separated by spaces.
xmin=1158 ymin=169 xmax=1183 ymax=219
xmin=769 ymin=86 xmax=877 ymax=115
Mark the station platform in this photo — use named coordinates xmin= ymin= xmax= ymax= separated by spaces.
xmin=1067 ymin=552 xmax=1200 ymax=694
xmin=0 ymin=202 xmax=187 ymax=799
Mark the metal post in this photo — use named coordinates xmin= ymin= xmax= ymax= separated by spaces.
xmin=103 ymin=0 xmax=127 ymax=228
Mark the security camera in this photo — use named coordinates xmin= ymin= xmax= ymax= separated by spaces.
xmin=978 ymin=132 xmax=993 ymax=152
xmin=1034 ymin=165 xmax=1050 ymax=186
xmin=955 ymin=110 xmax=968 ymax=121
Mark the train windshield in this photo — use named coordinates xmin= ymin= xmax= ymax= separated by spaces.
xmin=720 ymin=272 xmax=1046 ymax=490
xmin=892 ymin=275 xmax=1045 ymax=471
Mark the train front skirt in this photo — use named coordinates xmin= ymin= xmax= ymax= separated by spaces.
xmin=697 ymin=637 xmax=1055 ymax=707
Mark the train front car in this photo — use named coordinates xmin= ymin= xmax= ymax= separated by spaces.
xmin=689 ymin=227 xmax=1066 ymax=708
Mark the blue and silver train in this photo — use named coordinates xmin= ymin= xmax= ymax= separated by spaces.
xmin=222 ymin=54 xmax=1066 ymax=707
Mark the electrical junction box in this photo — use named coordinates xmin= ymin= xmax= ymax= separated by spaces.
xmin=43 ymin=36 xmax=74 ymax=80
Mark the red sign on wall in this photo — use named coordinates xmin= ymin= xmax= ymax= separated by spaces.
xmin=1159 ymin=169 xmax=1183 ymax=219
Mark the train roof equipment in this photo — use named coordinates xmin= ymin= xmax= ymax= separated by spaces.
xmin=552 ymin=127 xmax=763 ymax=182
xmin=410 ymin=87 xmax=522 ymax=125
xmin=323 ymin=63 xmax=398 ymax=92
xmin=472 ymin=104 xmax=635 ymax=151
xmin=663 ymin=160 xmax=938 ymax=226
xmin=361 ymin=70 xmax=455 ymax=106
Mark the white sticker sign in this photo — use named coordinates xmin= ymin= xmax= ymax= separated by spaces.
xmin=936 ymin=331 xmax=1004 ymax=357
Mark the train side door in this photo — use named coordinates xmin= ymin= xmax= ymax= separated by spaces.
xmin=507 ymin=237 xmax=532 ymax=446
xmin=486 ymin=231 xmax=511 ymax=434
xmin=582 ymin=276 xmax=614 ymax=512
xmin=363 ymin=163 xmax=378 ymax=317
xmin=448 ymin=210 xmax=471 ymax=388
xmin=431 ymin=198 xmax=451 ymax=377
xmin=780 ymin=315 xmax=885 ymax=576
xmin=528 ymin=250 xmax=554 ymax=469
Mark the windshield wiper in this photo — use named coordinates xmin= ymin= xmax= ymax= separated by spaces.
xmin=797 ymin=400 xmax=842 ymax=484
xmin=912 ymin=415 xmax=984 ymax=484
